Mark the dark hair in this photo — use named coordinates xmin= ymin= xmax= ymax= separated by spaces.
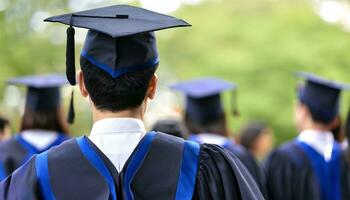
xmin=300 ymin=101 xmax=335 ymax=124
xmin=152 ymin=119 xmax=188 ymax=138
xmin=184 ymin=112 xmax=228 ymax=136
xmin=20 ymin=106 xmax=69 ymax=135
xmin=0 ymin=117 xmax=10 ymax=132
xmin=80 ymin=57 xmax=158 ymax=112
xmin=239 ymin=121 xmax=267 ymax=150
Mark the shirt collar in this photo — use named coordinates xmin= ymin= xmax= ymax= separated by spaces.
xmin=90 ymin=118 xmax=146 ymax=136
xmin=298 ymin=129 xmax=334 ymax=161
xmin=21 ymin=130 xmax=59 ymax=150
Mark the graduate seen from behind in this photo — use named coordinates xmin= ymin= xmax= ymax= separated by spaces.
xmin=0 ymin=74 xmax=70 ymax=181
xmin=0 ymin=5 xmax=263 ymax=200
xmin=265 ymin=72 xmax=350 ymax=200
xmin=171 ymin=78 xmax=267 ymax=197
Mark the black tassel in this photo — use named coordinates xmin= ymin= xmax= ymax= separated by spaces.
xmin=67 ymin=90 xmax=75 ymax=124
xmin=232 ymin=90 xmax=239 ymax=117
xmin=66 ymin=26 xmax=76 ymax=85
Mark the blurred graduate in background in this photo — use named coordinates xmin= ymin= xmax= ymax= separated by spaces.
xmin=0 ymin=117 xmax=11 ymax=142
xmin=0 ymin=74 xmax=70 ymax=180
xmin=239 ymin=121 xmax=274 ymax=161
xmin=265 ymin=72 xmax=350 ymax=200
xmin=171 ymin=77 xmax=267 ymax=196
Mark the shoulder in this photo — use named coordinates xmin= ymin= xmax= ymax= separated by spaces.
xmin=195 ymin=143 xmax=264 ymax=199
xmin=0 ymin=137 xmax=26 ymax=160
xmin=0 ymin=137 xmax=21 ymax=151
xmin=46 ymin=137 xmax=81 ymax=161
xmin=266 ymin=140 xmax=307 ymax=168
xmin=0 ymin=157 xmax=39 ymax=199
xmin=153 ymin=132 xmax=185 ymax=145
xmin=227 ymin=143 xmax=255 ymax=161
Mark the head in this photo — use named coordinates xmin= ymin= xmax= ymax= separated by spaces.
xmin=294 ymin=101 xmax=339 ymax=132
xmin=171 ymin=78 xmax=235 ymax=137
xmin=184 ymin=112 xmax=228 ymax=136
xmin=77 ymin=56 xmax=158 ymax=120
xmin=295 ymin=73 xmax=345 ymax=132
xmin=239 ymin=121 xmax=274 ymax=159
xmin=152 ymin=119 xmax=188 ymax=138
xmin=20 ymin=105 xmax=69 ymax=134
xmin=0 ymin=117 xmax=11 ymax=141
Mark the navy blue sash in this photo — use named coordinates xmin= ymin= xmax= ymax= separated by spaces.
xmin=0 ymin=162 xmax=6 ymax=180
xmin=296 ymin=140 xmax=342 ymax=200
xmin=35 ymin=132 xmax=200 ymax=200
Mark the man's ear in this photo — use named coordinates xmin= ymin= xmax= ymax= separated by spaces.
xmin=147 ymin=74 xmax=158 ymax=100
xmin=77 ymin=70 xmax=89 ymax=97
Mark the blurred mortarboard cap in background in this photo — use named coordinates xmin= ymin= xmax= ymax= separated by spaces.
xmin=170 ymin=77 xmax=237 ymax=124
xmin=44 ymin=4 xmax=191 ymax=84
xmin=7 ymin=74 xmax=69 ymax=111
xmin=296 ymin=71 xmax=350 ymax=123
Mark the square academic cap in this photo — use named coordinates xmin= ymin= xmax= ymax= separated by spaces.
xmin=7 ymin=74 xmax=69 ymax=111
xmin=297 ymin=72 xmax=350 ymax=123
xmin=44 ymin=5 xmax=190 ymax=85
xmin=170 ymin=78 xmax=237 ymax=124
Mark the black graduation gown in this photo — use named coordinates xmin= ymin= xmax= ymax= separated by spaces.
xmin=225 ymin=143 xmax=267 ymax=197
xmin=189 ymin=134 xmax=267 ymax=197
xmin=0 ymin=132 xmax=264 ymax=200
xmin=0 ymin=134 xmax=69 ymax=181
xmin=341 ymin=150 xmax=350 ymax=200
xmin=265 ymin=140 xmax=347 ymax=200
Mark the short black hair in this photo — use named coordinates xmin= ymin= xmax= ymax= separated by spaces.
xmin=300 ymin=101 xmax=335 ymax=124
xmin=152 ymin=120 xmax=188 ymax=138
xmin=80 ymin=56 xmax=158 ymax=112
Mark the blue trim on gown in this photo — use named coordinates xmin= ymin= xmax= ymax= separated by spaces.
xmin=295 ymin=140 xmax=342 ymax=200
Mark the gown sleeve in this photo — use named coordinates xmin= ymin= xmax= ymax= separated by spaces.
xmin=0 ymin=157 xmax=41 ymax=200
xmin=193 ymin=144 xmax=264 ymax=200
xmin=228 ymin=145 xmax=267 ymax=198
xmin=264 ymin=143 xmax=319 ymax=200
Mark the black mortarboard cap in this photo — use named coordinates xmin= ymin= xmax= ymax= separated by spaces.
xmin=171 ymin=77 xmax=237 ymax=124
xmin=297 ymin=72 xmax=350 ymax=123
xmin=7 ymin=74 xmax=69 ymax=111
xmin=44 ymin=4 xmax=190 ymax=84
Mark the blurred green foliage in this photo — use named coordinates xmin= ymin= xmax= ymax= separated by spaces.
xmin=0 ymin=0 xmax=350 ymax=145
xmin=159 ymin=0 xmax=350 ymax=144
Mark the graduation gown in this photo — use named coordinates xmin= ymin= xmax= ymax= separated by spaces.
xmin=189 ymin=134 xmax=267 ymax=197
xmin=265 ymin=140 xmax=347 ymax=200
xmin=0 ymin=132 xmax=264 ymax=200
xmin=0 ymin=134 xmax=69 ymax=181
xmin=341 ymin=150 xmax=350 ymax=200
